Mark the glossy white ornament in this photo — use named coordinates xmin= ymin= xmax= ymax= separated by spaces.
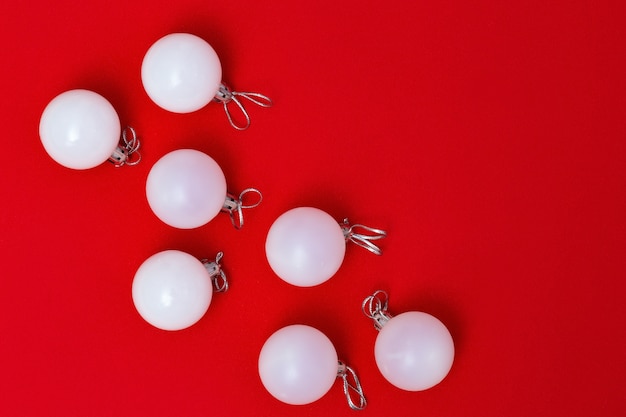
xmin=265 ymin=207 xmax=386 ymax=287
xmin=363 ymin=291 xmax=455 ymax=391
xmin=258 ymin=325 xmax=338 ymax=405
xmin=141 ymin=32 xmax=272 ymax=130
xmin=141 ymin=33 xmax=222 ymax=114
xmin=146 ymin=149 xmax=227 ymax=229
xmin=132 ymin=250 xmax=227 ymax=331
xmin=39 ymin=89 xmax=121 ymax=169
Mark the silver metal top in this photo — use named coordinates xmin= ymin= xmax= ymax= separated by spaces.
xmin=362 ymin=290 xmax=394 ymax=331
xmin=337 ymin=360 xmax=367 ymax=410
xmin=221 ymin=188 xmax=263 ymax=229
xmin=341 ymin=219 xmax=387 ymax=255
xmin=213 ymin=83 xmax=273 ymax=130
xmin=201 ymin=251 xmax=228 ymax=292
xmin=109 ymin=126 xmax=141 ymax=167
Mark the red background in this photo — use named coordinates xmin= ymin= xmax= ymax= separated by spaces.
xmin=1 ymin=1 xmax=625 ymax=416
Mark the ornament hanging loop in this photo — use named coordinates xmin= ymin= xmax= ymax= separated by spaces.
xmin=214 ymin=83 xmax=273 ymax=130
xmin=109 ymin=126 xmax=142 ymax=167
xmin=337 ymin=361 xmax=367 ymax=410
xmin=362 ymin=290 xmax=393 ymax=331
xmin=201 ymin=251 xmax=228 ymax=292
xmin=222 ymin=188 xmax=263 ymax=230
xmin=342 ymin=219 xmax=387 ymax=255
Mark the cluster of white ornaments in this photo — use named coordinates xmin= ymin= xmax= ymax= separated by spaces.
xmin=38 ymin=32 xmax=271 ymax=171
xmin=38 ymin=30 xmax=457 ymax=411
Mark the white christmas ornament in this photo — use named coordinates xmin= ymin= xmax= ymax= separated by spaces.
xmin=145 ymin=149 xmax=262 ymax=229
xmin=258 ymin=324 xmax=366 ymax=409
xmin=362 ymin=290 xmax=455 ymax=391
xmin=265 ymin=207 xmax=386 ymax=287
xmin=141 ymin=33 xmax=272 ymax=130
xmin=39 ymin=89 xmax=141 ymax=169
xmin=132 ymin=250 xmax=227 ymax=331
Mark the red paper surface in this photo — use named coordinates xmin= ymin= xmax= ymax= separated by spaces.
xmin=1 ymin=1 xmax=625 ymax=416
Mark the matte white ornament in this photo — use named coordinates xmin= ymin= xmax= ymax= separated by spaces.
xmin=265 ymin=207 xmax=386 ymax=287
xmin=258 ymin=324 xmax=366 ymax=409
xmin=39 ymin=89 xmax=141 ymax=169
xmin=362 ymin=291 xmax=455 ymax=391
xmin=132 ymin=250 xmax=227 ymax=331
xmin=145 ymin=149 xmax=262 ymax=229
xmin=141 ymin=33 xmax=272 ymax=130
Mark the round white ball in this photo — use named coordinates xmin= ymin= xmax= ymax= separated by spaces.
xmin=258 ymin=325 xmax=338 ymax=405
xmin=146 ymin=149 xmax=227 ymax=229
xmin=141 ymin=33 xmax=222 ymax=113
xmin=265 ymin=207 xmax=346 ymax=287
xmin=375 ymin=311 xmax=454 ymax=391
xmin=132 ymin=250 xmax=213 ymax=331
xmin=39 ymin=89 xmax=121 ymax=169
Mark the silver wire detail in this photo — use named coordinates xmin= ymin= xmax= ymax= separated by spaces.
xmin=341 ymin=219 xmax=387 ymax=255
xmin=109 ymin=126 xmax=141 ymax=167
xmin=213 ymin=83 xmax=273 ymax=130
xmin=221 ymin=188 xmax=263 ymax=229
xmin=362 ymin=290 xmax=394 ymax=331
xmin=337 ymin=361 xmax=367 ymax=410
xmin=201 ymin=252 xmax=228 ymax=292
